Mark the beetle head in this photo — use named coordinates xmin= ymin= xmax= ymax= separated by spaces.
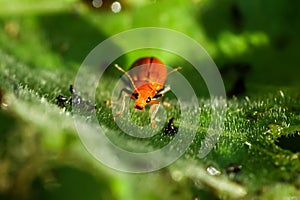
xmin=132 ymin=89 xmax=154 ymax=110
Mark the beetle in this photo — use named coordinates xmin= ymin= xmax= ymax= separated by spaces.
xmin=113 ymin=57 xmax=180 ymax=128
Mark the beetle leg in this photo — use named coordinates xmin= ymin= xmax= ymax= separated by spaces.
xmin=107 ymin=87 xmax=131 ymax=106
xmin=113 ymin=93 xmax=130 ymax=120
xmin=155 ymin=85 xmax=171 ymax=98
xmin=149 ymin=103 xmax=160 ymax=128
xmin=154 ymin=85 xmax=174 ymax=108
xmin=148 ymin=99 xmax=160 ymax=104
xmin=117 ymin=87 xmax=132 ymax=100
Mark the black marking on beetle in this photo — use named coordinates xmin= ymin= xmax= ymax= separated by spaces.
xmin=132 ymin=92 xmax=139 ymax=100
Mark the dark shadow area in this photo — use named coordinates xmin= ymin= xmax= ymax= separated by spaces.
xmin=37 ymin=12 xmax=125 ymax=73
xmin=275 ymin=131 xmax=300 ymax=153
xmin=199 ymin=0 xmax=300 ymax=46
xmin=199 ymin=0 xmax=244 ymax=39
xmin=31 ymin=166 xmax=116 ymax=200
xmin=198 ymin=0 xmax=300 ymax=92
xmin=0 ymin=110 xmax=18 ymax=156
xmin=220 ymin=62 xmax=251 ymax=97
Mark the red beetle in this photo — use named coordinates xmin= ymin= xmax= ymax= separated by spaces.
xmin=114 ymin=57 xmax=180 ymax=128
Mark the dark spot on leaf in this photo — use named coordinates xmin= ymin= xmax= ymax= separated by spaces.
xmin=56 ymin=95 xmax=68 ymax=108
xmin=56 ymin=85 xmax=96 ymax=112
xmin=275 ymin=131 xmax=300 ymax=153
xmin=164 ymin=117 xmax=178 ymax=136
xmin=226 ymin=163 xmax=242 ymax=175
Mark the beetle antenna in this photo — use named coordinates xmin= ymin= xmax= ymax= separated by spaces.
xmin=167 ymin=67 xmax=182 ymax=76
xmin=114 ymin=64 xmax=138 ymax=91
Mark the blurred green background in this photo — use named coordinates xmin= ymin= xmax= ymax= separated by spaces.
xmin=0 ymin=0 xmax=300 ymax=199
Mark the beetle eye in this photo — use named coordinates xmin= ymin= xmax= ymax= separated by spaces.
xmin=132 ymin=93 xmax=139 ymax=99
xmin=146 ymin=97 xmax=151 ymax=103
